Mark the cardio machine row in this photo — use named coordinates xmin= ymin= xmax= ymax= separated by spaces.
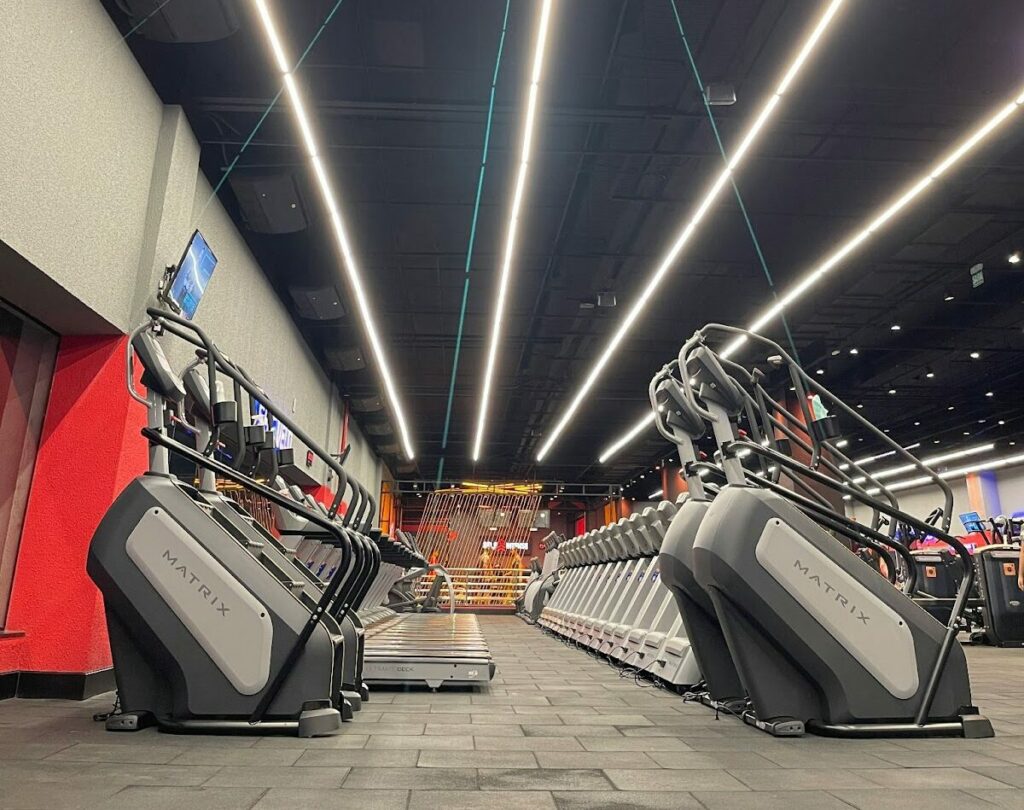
xmin=88 ymin=309 xmax=489 ymax=738
xmin=538 ymin=505 xmax=699 ymax=690
xmin=534 ymin=323 xmax=996 ymax=741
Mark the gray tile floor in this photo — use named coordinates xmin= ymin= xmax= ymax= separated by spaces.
xmin=1 ymin=616 xmax=1023 ymax=809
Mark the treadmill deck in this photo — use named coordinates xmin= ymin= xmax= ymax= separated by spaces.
xmin=361 ymin=611 xmax=496 ymax=689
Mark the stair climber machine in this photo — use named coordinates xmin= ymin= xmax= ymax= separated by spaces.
xmin=518 ymin=532 xmax=563 ymax=624
xmin=177 ymin=360 xmax=371 ymax=716
xmin=537 ymin=506 xmax=699 ymax=690
xmin=88 ymin=309 xmax=377 ymax=736
xmin=271 ymin=487 xmax=495 ymax=691
xmin=657 ymin=323 xmax=993 ymax=739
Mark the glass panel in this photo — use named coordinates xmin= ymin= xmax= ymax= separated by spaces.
xmin=0 ymin=301 xmax=58 ymax=627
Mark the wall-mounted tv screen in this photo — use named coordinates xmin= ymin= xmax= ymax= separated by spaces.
xmin=168 ymin=230 xmax=217 ymax=320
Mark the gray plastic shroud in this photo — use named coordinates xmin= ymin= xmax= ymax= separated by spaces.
xmin=88 ymin=474 xmax=341 ymax=723
xmin=692 ymin=486 xmax=974 ymax=725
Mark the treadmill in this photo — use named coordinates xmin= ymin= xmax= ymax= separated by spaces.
xmin=273 ymin=492 xmax=495 ymax=690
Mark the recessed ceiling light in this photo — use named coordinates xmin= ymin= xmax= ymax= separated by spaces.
xmin=831 ymin=349 xmax=840 ymax=356
xmin=914 ymin=421 xmax=921 ymax=426
xmin=963 ymin=431 xmax=971 ymax=436
xmin=849 ymin=348 xmax=859 ymax=355
xmin=925 ymin=370 xmax=935 ymax=379
xmin=985 ymin=391 xmax=994 ymax=397
xmin=970 ymin=351 xmax=981 ymax=359
xmin=978 ymin=419 xmax=986 ymax=424
xmin=884 ymin=429 xmax=891 ymax=434
xmin=1012 ymin=441 xmax=1017 ymax=446
xmin=999 ymin=420 xmax=1006 ymax=425
xmin=948 ymin=406 xmax=955 ymax=411
xmin=856 ymin=403 xmax=864 ymax=409
xmin=890 ymin=324 xmax=901 ymax=331
xmin=934 ymin=439 xmax=941 ymax=444
xmin=944 ymin=293 xmax=955 ymax=302
xmin=888 ymin=388 xmax=897 ymax=394
xmin=816 ymin=368 xmax=825 ymax=375
xmin=1009 ymin=251 xmax=1021 ymax=264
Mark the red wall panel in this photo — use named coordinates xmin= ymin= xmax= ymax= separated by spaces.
xmin=0 ymin=336 xmax=146 ymax=674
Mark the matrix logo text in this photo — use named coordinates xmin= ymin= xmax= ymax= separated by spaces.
xmin=162 ymin=550 xmax=230 ymax=616
xmin=793 ymin=559 xmax=869 ymax=625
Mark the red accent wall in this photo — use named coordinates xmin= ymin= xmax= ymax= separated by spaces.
xmin=0 ymin=336 xmax=146 ymax=674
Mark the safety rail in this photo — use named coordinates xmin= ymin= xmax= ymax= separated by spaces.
xmin=414 ymin=566 xmax=531 ymax=609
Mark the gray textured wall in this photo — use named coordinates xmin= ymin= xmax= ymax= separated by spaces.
xmin=0 ymin=0 xmax=164 ymax=331
xmin=0 ymin=0 xmax=384 ymax=513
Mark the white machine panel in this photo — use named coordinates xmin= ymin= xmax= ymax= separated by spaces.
xmin=756 ymin=518 xmax=919 ymax=700
xmin=127 ymin=508 xmax=274 ymax=695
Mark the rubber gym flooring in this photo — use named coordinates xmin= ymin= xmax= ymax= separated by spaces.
xmin=1 ymin=616 xmax=1023 ymax=809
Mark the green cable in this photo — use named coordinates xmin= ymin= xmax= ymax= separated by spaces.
xmin=435 ymin=0 xmax=513 ymax=485
xmin=668 ymin=0 xmax=801 ymax=365
xmin=194 ymin=0 xmax=347 ymax=226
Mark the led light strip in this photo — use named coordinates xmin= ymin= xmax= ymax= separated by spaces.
xmin=838 ymin=443 xmax=921 ymax=471
xmin=599 ymin=81 xmax=1024 ymax=465
xmin=472 ymin=0 xmax=555 ymax=461
xmin=648 ymin=488 xmax=664 ymax=499
xmin=849 ymin=443 xmax=994 ymax=485
xmin=851 ymin=451 xmax=1024 ymax=497
xmin=721 ymin=82 xmax=1024 ymax=360
xmin=535 ymin=0 xmax=846 ymax=463
xmin=252 ymin=0 xmax=416 ymax=459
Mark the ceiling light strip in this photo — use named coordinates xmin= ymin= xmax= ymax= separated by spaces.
xmin=472 ymin=0 xmax=555 ymax=461
xmin=535 ymin=0 xmax=845 ymax=462
xmin=855 ymin=451 xmax=1024 ymax=496
xmin=722 ymin=89 xmax=1024 ymax=360
xmin=602 ymin=84 xmax=1024 ymax=464
xmin=252 ymin=0 xmax=415 ymax=459
xmin=849 ymin=443 xmax=994 ymax=484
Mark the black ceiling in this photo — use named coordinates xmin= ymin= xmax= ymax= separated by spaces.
xmin=103 ymin=0 xmax=1024 ymax=488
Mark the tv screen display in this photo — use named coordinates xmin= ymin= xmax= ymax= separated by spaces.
xmin=168 ymin=230 xmax=217 ymax=320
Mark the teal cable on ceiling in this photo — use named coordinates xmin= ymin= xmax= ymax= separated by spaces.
xmin=195 ymin=0 xmax=347 ymax=226
xmin=435 ymin=0 xmax=513 ymax=485
xmin=668 ymin=0 xmax=802 ymax=364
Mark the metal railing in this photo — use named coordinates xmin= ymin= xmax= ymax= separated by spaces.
xmin=414 ymin=566 xmax=531 ymax=609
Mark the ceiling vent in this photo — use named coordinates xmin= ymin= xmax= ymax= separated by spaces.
xmin=289 ymin=286 xmax=345 ymax=321
xmin=115 ymin=0 xmax=239 ymax=43
xmin=324 ymin=346 xmax=365 ymax=371
xmin=230 ymin=173 xmax=308 ymax=234
xmin=351 ymin=395 xmax=384 ymax=413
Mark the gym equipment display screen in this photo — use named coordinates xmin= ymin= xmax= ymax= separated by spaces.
xmin=959 ymin=511 xmax=984 ymax=533
xmin=168 ymin=231 xmax=218 ymax=320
